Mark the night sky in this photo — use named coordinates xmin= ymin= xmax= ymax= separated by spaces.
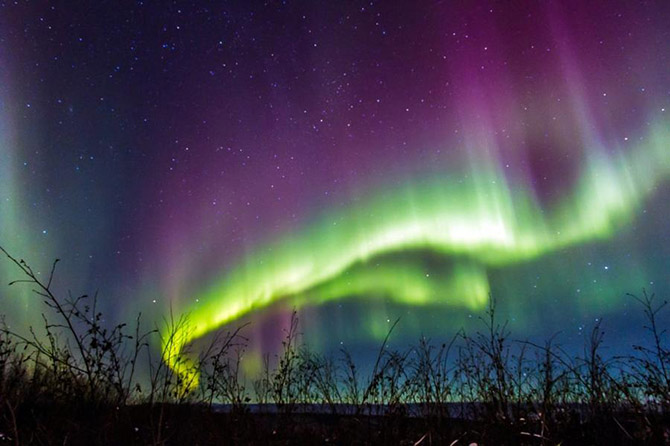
xmin=1 ymin=1 xmax=670 ymax=374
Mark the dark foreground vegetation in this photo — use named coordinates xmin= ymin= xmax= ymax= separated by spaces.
xmin=0 ymin=247 xmax=669 ymax=445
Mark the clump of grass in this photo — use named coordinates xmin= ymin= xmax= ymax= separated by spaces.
xmin=0 ymin=247 xmax=151 ymax=408
xmin=628 ymin=290 xmax=670 ymax=411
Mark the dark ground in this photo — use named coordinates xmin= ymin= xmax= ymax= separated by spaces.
xmin=4 ymin=402 xmax=669 ymax=445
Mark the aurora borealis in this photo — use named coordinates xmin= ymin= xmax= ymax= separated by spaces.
xmin=1 ymin=1 xmax=670 ymax=377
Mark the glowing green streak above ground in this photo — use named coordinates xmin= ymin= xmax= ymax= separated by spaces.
xmin=164 ymin=119 xmax=670 ymax=385
xmin=0 ymin=92 xmax=44 ymax=326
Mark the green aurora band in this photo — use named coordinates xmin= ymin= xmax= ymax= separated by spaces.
xmin=163 ymin=118 xmax=670 ymax=387
xmin=0 ymin=83 xmax=50 ymax=329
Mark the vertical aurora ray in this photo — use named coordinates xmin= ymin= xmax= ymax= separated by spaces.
xmin=0 ymin=38 xmax=63 ymax=332
xmin=0 ymin=52 xmax=32 ymax=324
xmin=0 ymin=68 xmax=42 ymax=327
xmin=0 ymin=92 xmax=20 ymax=264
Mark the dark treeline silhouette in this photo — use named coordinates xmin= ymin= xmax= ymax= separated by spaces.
xmin=0 ymin=247 xmax=669 ymax=445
